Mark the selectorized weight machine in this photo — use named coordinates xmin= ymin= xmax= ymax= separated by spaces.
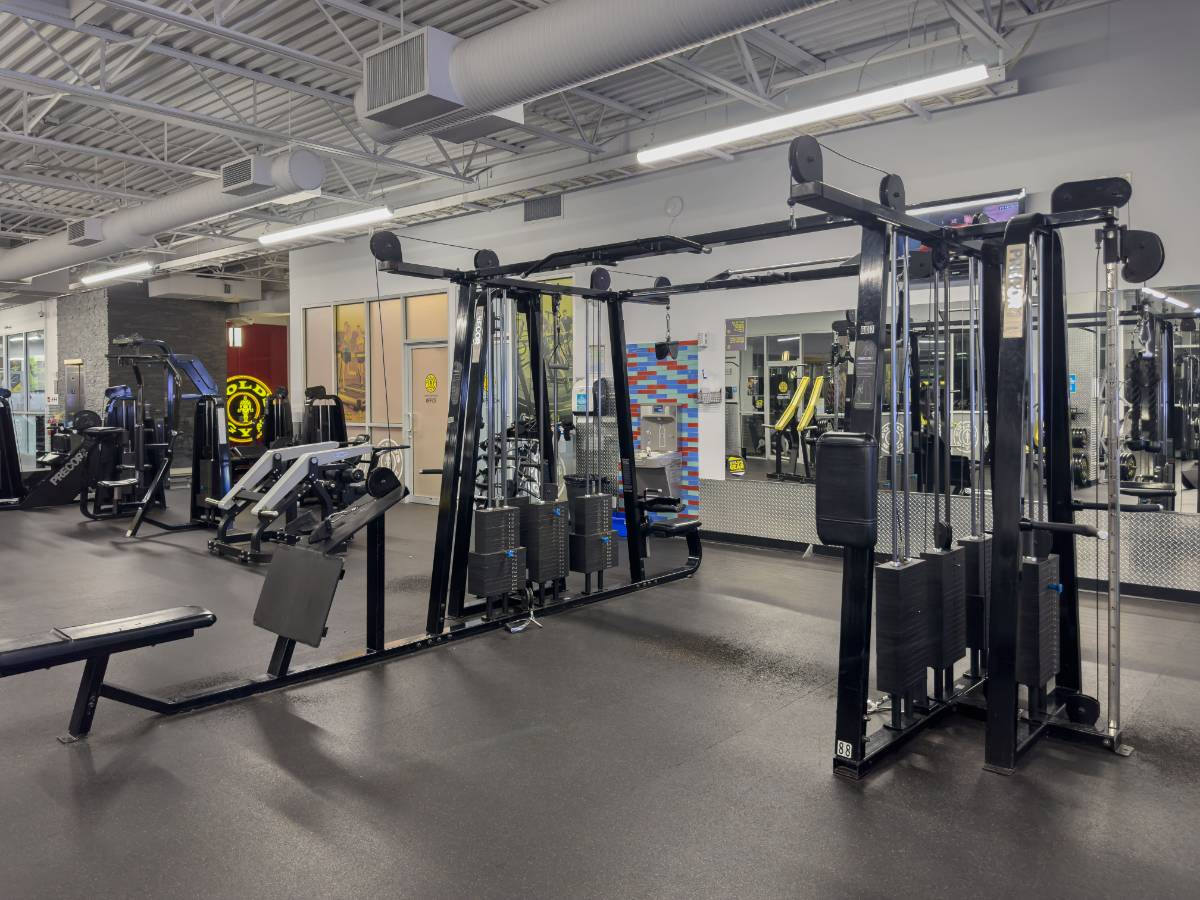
xmin=789 ymin=135 xmax=1166 ymax=777
xmin=75 ymin=336 xmax=232 ymax=537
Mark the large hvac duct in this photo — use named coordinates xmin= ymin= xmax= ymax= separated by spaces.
xmin=357 ymin=0 xmax=831 ymax=143
xmin=0 ymin=149 xmax=325 ymax=285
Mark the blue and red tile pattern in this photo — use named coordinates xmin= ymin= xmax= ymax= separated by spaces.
xmin=625 ymin=340 xmax=699 ymax=517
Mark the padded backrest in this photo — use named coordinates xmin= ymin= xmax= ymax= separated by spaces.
xmin=815 ymin=432 xmax=878 ymax=549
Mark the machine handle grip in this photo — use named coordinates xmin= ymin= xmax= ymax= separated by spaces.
xmin=1020 ymin=519 xmax=1103 ymax=539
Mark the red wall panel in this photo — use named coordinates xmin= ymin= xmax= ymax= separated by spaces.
xmin=227 ymin=323 xmax=288 ymax=390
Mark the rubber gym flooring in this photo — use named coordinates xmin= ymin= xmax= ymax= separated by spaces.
xmin=2 ymin=497 xmax=1199 ymax=899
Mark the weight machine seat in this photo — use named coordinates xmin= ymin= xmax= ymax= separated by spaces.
xmin=649 ymin=517 xmax=701 ymax=537
xmin=0 ymin=606 xmax=216 ymax=678
xmin=96 ymin=478 xmax=138 ymax=489
xmin=642 ymin=495 xmax=682 ymax=513
xmin=83 ymin=426 xmax=126 ymax=440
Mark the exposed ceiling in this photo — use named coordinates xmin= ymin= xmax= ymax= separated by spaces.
xmin=0 ymin=0 xmax=1114 ymax=294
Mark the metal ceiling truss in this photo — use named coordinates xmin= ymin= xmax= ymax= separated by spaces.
xmin=0 ymin=0 xmax=1115 ymax=273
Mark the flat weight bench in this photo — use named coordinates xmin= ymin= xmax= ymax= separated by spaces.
xmin=0 ymin=606 xmax=216 ymax=742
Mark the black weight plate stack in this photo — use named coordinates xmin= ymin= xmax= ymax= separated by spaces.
xmin=569 ymin=532 xmax=617 ymax=572
xmin=920 ymin=546 xmax=967 ymax=669
xmin=875 ymin=559 xmax=928 ymax=696
xmin=959 ymin=535 xmax=992 ymax=654
xmin=569 ymin=492 xmax=616 ymax=574
xmin=467 ymin=547 xmax=527 ymax=597
xmin=520 ymin=500 xmax=569 ymax=583
xmin=570 ymin=493 xmax=609 ymax=534
xmin=474 ymin=506 xmax=521 ymax=552
xmin=468 ymin=506 xmax=525 ymax=597
xmin=1016 ymin=555 xmax=1061 ymax=689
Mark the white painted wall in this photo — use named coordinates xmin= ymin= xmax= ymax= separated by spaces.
xmin=289 ymin=0 xmax=1200 ymax=479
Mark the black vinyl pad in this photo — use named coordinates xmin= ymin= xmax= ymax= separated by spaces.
xmin=253 ymin=545 xmax=344 ymax=648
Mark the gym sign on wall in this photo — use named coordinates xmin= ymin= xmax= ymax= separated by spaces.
xmin=226 ymin=374 xmax=271 ymax=444
xmin=424 ymin=372 xmax=439 ymax=402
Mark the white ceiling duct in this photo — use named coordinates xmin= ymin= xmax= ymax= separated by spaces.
xmin=0 ymin=149 xmax=324 ymax=288
xmin=356 ymin=0 xmax=830 ymax=143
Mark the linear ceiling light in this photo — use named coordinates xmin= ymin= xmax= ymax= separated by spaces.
xmin=158 ymin=243 xmax=260 ymax=272
xmin=1143 ymin=287 xmax=1190 ymax=308
xmin=80 ymin=260 xmax=155 ymax=285
xmin=258 ymin=206 xmax=392 ymax=245
xmin=637 ymin=64 xmax=992 ymax=165
xmin=908 ymin=190 xmax=1027 ymax=216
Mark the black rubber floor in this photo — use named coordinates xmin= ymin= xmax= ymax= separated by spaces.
xmin=2 ymin=498 xmax=1199 ymax=899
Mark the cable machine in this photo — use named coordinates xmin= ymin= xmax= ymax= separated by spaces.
xmin=789 ymin=136 xmax=1167 ymax=777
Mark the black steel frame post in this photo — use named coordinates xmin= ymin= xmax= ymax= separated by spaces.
xmin=984 ymin=217 xmax=1041 ymax=775
xmin=366 ymin=516 xmax=385 ymax=653
xmin=522 ymin=290 xmax=557 ymax=490
xmin=63 ymin=655 xmax=110 ymax=742
xmin=447 ymin=291 xmax=488 ymax=619
xmin=426 ymin=282 xmax=480 ymax=635
xmin=1042 ymin=231 xmax=1083 ymax=693
xmin=831 ymin=223 xmax=889 ymax=776
xmin=607 ymin=298 xmax=646 ymax=583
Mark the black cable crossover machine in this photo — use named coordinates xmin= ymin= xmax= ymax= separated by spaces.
xmin=0 ymin=204 xmax=878 ymax=738
xmin=789 ymin=136 xmax=1166 ymax=777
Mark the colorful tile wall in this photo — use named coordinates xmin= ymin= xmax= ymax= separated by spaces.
xmin=625 ymin=341 xmax=699 ymax=517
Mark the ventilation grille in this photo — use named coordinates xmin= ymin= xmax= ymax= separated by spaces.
xmin=366 ymin=33 xmax=427 ymax=111
xmin=66 ymin=217 xmax=103 ymax=246
xmin=222 ymin=159 xmax=251 ymax=191
xmin=524 ymin=195 xmax=562 ymax=222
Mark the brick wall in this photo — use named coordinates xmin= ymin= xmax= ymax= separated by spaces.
xmin=54 ymin=288 xmax=110 ymax=417
xmin=106 ymin=285 xmax=229 ymax=465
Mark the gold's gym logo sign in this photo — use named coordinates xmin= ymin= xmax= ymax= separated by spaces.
xmin=226 ymin=374 xmax=271 ymax=444
xmin=424 ymin=373 xmax=438 ymax=394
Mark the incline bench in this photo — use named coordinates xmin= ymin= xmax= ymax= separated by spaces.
xmin=0 ymin=606 xmax=216 ymax=742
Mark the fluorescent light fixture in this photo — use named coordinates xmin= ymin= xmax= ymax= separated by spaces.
xmin=273 ymin=189 xmax=323 ymax=206
xmin=908 ymin=190 xmax=1027 ymax=216
xmin=1143 ymin=287 xmax=1189 ymax=308
xmin=637 ymin=64 xmax=991 ymax=164
xmin=158 ymin=243 xmax=259 ymax=272
xmin=258 ymin=206 xmax=392 ymax=245
xmin=80 ymin=260 xmax=154 ymax=285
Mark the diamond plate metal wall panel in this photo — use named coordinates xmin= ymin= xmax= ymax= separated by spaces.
xmin=701 ymin=478 xmax=1200 ymax=591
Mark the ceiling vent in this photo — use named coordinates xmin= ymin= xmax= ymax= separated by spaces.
xmin=66 ymin=217 xmax=104 ymax=247
xmin=362 ymin=28 xmax=464 ymax=128
xmin=221 ymin=157 xmax=273 ymax=196
xmin=524 ymin=195 xmax=562 ymax=222
xmin=148 ymin=272 xmax=262 ymax=303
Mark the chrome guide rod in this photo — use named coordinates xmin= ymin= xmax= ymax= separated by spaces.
xmin=889 ymin=228 xmax=901 ymax=563
xmin=1104 ymin=241 xmax=1123 ymax=737
xmin=902 ymin=241 xmax=913 ymax=560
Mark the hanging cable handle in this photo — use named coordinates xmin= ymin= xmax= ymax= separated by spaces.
xmin=1020 ymin=519 xmax=1106 ymax=540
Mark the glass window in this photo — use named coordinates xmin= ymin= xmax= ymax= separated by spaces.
xmin=26 ymin=330 xmax=46 ymax=414
xmin=6 ymin=333 xmax=25 ymax=412
xmin=335 ymin=303 xmax=367 ymax=424
xmin=405 ymin=292 xmax=448 ymax=341
xmin=304 ymin=306 xmax=334 ymax=393
xmin=369 ymin=298 xmax=405 ymax=426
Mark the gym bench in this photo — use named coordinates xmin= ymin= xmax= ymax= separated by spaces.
xmin=0 ymin=606 xmax=216 ymax=742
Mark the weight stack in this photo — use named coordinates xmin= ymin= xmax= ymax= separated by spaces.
xmin=468 ymin=506 xmax=525 ymax=597
xmin=958 ymin=535 xmax=992 ymax=654
xmin=570 ymin=532 xmax=618 ymax=573
xmin=875 ymin=559 xmax=928 ymax=696
xmin=920 ymin=547 xmax=967 ymax=669
xmin=520 ymin=500 xmax=569 ymax=583
xmin=1016 ymin=554 xmax=1061 ymax=689
xmin=474 ymin=506 xmax=521 ymax=553
xmin=467 ymin=547 xmax=528 ymax=596
xmin=570 ymin=492 xmax=610 ymax=535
